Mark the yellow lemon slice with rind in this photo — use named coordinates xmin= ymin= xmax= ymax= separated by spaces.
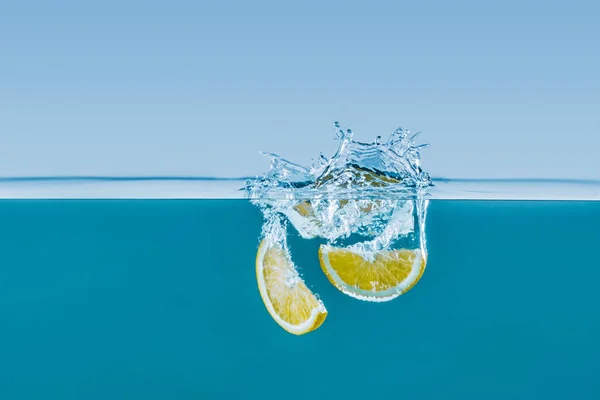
xmin=256 ymin=238 xmax=327 ymax=335
xmin=319 ymin=245 xmax=426 ymax=302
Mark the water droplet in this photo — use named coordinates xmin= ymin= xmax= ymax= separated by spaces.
xmin=334 ymin=121 xmax=346 ymax=139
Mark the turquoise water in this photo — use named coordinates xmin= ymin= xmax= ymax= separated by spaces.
xmin=1 ymin=200 xmax=599 ymax=399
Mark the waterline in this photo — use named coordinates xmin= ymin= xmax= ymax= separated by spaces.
xmin=0 ymin=177 xmax=598 ymax=200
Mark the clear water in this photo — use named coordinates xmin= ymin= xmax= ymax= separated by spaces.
xmin=2 ymin=124 xmax=600 ymax=398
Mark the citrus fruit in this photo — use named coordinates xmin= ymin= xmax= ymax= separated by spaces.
xmin=256 ymin=238 xmax=327 ymax=335
xmin=319 ymin=245 xmax=426 ymax=302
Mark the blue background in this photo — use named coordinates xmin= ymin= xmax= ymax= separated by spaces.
xmin=1 ymin=200 xmax=599 ymax=399
xmin=1 ymin=1 xmax=599 ymax=179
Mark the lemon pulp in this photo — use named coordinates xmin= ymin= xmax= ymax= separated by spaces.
xmin=319 ymin=245 xmax=426 ymax=302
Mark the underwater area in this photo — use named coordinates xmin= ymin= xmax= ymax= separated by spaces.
xmin=1 ymin=199 xmax=600 ymax=399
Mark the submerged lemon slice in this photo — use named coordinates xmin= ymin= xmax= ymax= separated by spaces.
xmin=319 ymin=245 xmax=426 ymax=302
xmin=256 ymin=238 xmax=327 ymax=335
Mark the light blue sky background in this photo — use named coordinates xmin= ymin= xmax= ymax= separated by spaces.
xmin=1 ymin=1 xmax=599 ymax=179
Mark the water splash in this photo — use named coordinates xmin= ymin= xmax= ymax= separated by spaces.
xmin=246 ymin=122 xmax=430 ymax=255
xmin=245 ymin=121 xmax=432 ymax=201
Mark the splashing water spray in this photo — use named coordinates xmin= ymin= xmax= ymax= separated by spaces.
xmin=246 ymin=121 xmax=431 ymax=335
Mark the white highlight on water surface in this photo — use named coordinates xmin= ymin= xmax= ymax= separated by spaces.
xmin=0 ymin=178 xmax=598 ymax=200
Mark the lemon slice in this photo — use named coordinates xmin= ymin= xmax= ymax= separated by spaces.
xmin=319 ymin=245 xmax=426 ymax=302
xmin=256 ymin=238 xmax=327 ymax=335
